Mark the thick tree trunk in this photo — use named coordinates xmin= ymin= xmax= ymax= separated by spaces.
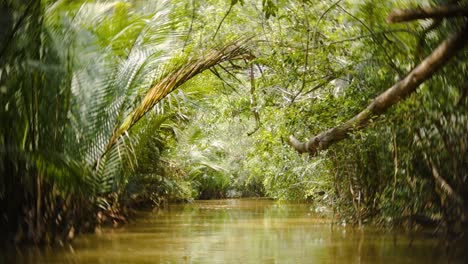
xmin=289 ymin=21 xmax=468 ymax=156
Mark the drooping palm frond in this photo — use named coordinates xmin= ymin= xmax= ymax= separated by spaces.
xmin=105 ymin=39 xmax=252 ymax=154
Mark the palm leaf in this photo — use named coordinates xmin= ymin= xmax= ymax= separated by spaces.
xmin=105 ymin=39 xmax=251 ymax=154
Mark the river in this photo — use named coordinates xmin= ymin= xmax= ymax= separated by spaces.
xmin=3 ymin=199 xmax=467 ymax=263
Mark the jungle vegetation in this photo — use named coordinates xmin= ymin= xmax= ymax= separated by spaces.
xmin=1 ymin=0 xmax=467 ymax=244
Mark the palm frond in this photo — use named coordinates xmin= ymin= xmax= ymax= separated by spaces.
xmin=107 ymin=39 xmax=251 ymax=152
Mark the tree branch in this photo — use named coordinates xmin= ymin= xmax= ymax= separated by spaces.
xmin=427 ymin=157 xmax=463 ymax=204
xmin=387 ymin=5 xmax=468 ymax=23
xmin=289 ymin=22 xmax=468 ymax=156
xmin=182 ymin=0 xmax=196 ymax=52
xmin=212 ymin=4 xmax=234 ymax=40
xmin=337 ymin=4 xmax=404 ymax=77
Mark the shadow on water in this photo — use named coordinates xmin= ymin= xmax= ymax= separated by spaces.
xmin=2 ymin=199 xmax=468 ymax=263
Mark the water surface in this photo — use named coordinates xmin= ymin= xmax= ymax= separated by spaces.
xmin=4 ymin=199 xmax=467 ymax=263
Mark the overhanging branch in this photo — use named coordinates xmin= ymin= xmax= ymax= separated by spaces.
xmin=289 ymin=21 xmax=468 ymax=156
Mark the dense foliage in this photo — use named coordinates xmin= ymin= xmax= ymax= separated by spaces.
xmin=1 ymin=0 xmax=467 ymax=244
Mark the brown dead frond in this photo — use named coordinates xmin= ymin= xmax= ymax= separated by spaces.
xmin=104 ymin=38 xmax=252 ymax=155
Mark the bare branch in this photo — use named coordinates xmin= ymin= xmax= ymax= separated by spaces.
xmin=212 ymin=4 xmax=234 ymax=40
xmin=337 ymin=4 xmax=404 ymax=77
xmin=182 ymin=0 xmax=196 ymax=52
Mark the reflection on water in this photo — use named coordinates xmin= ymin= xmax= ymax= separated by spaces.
xmin=3 ymin=199 xmax=467 ymax=263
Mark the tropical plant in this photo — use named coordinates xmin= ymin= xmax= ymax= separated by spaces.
xmin=2 ymin=0 xmax=467 ymax=245
xmin=0 ymin=0 xmax=250 ymax=243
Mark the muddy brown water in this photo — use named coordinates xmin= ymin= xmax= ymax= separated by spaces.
xmin=2 ymin=199 xmax=467 ymax=263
